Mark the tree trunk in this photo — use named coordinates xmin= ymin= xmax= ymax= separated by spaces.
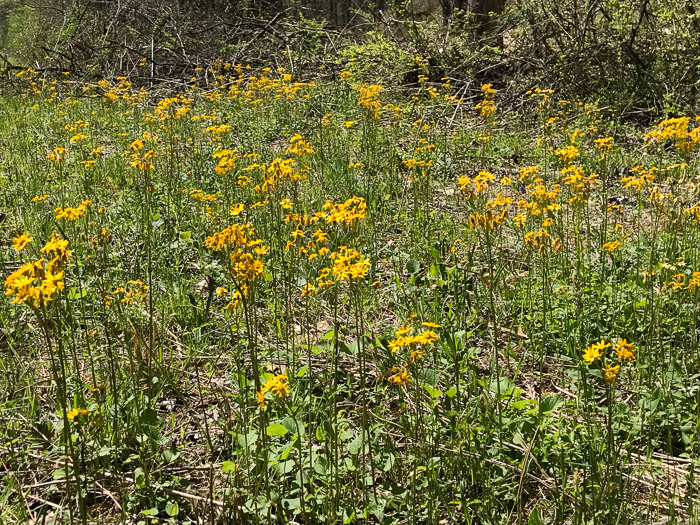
xmin=472 ymin=0 xmax=506 ymax=31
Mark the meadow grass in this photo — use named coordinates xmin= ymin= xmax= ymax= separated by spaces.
xmin=1 ymin=62 xmax=699 ymax=524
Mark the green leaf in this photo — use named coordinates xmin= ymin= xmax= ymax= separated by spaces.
xmin=140 ymin=408 xmax=158 ymax=426
xmin=539 ymin=394 xmax=565 ymax=415
xmin=316 ymin=426 xmax=325 ymax=441
xmin=165 ymin=501 xmax=179 ymax=517
xmin=340 ymin=339 xmax=359 ymax=355
xmin=162 ymin=446 xmax=180 ymax=463
xmin=445 ymin=386 xmax=458 ymax=398
xmin=424 ymin=385 xmax=443 ymax=398
xmin=221 ymin=461 xmax=235 ymax=474
xmin=282 ymin=497 xmax=301 ymax=510
xmin=266 ymin=424 xmax=288 ymax=436
xmin=416 ymin=368 xmax=439 ymax=386
xmin=489 ymin=376 xmax=515 ymax=397
xmin=407 ymin=259 xmax=420 ymax=275
xmin=382 ymin=452 xmax=395 ymax=472
xmin=282 ymin=417 xmax=305 ymax=436
xmin=238 ymin=430 xmax=258 ymax=449
xmin=276 ymin=460 xmax=295 ymax=474
xmin=348 ymin=433 xmax=364 ymax=455
xmin=279 ymin=444 xmax=293 ymax=460
xmin=134 ymin=467 xmax=145 ymax=488
xmin=179 ymin=231 xmax=192 ymax=241
xmin=314 ymin=456 xmax=328 ymax=475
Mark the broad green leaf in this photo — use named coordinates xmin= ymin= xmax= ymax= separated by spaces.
xmin=424 ymin=385 xmax=443 ymax=398
xmin=539 ymin=394 xmax=565 ymax=415
xmin=166 ymin=502 xmax=179 ymax=517
xmin=348 ymin=433 xmax=364 ymax=455
xmin=266 ymin=423 xmax=288 ymax=436
xmin=162 ymin=446 xmax=180 ymax=463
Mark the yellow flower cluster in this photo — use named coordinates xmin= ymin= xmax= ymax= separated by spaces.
xmin=254 ymin=157 xmax=306 ymax=193
xmin=594 ymin=136 xmax=613 ymax=160
xmin=458 ymin=170 xmax=495 ymax=198
xmin=257 ymin=373 xmax=290 ymax=408
xmin=151 ymin=94 xmax=193 ymax=122
xmin=554 ymin=145 xmax=579 ymax=165
xmin=385 ymin=322 xmax=440 ymax=386
xmin=66 ymin=408 xmax=89 ymax=425
xmin=468 ymin=209 xmax=507 ymax=231
xmin=65 ymin=120 xmax=88 ymax=133
xmin=582 ymin=338 xmax=635 ymax=382
xmin=111 ymin=279 xmax=149 ymax=306
xmin=55 ymin=199 xmax=92 ymax=220
xmin=621 ymin=164 xmax=657 ymax=192
xmin=518 ymin=183 xmax=561 ymax=215
xmin=213 ymin=148 xmax=238 ymax=175
xmin=527 ymin=87 xmax=554 ymax=113
xmin=286 ymin=134 xmax=315 ymax=156
xmin=47 ymin=146 xmax=66 ymax=163
xmin=387 ymin=365 xmax=411 ymax=385
xmin=388 ymin=325 xmax=439 ymax=356
xmin=561 ymin=165 xmax=600 ymax=202
xmin=645 ymin=116 xmax=700 ymax=153
xmin=330 ymin=246 xmax=370 ymax=281
xmin=206 ymin=222 xmax=266 ymax=298
xmin=206 ymin=222 xmax=258 ymax=251
xmin=5 ymin=232 xmax=70 ymax=307
xmin=602 ymin=240 xmax=621 ymax=252
xmin=475 ymin=83 xmax=497 ymax=118
xmin=187 ymin=188 xmax=219 ymax=202
xmin=355 ymin=83 xmax=385 ymax=118
xmin=12 ymin=232 xmax=33 ymax=252
xmin=323 ymin=196 xmax=368 ymax=226
xmin=524 ymin=225 xmax=561 ymax=253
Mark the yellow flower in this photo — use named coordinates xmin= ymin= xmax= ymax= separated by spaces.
xmin=615 ymin=339 xmax=635 ymax=361
xmin=602 ymin=240 xmax=621 ymax=252
xmin=323 ymin=196 xmax=367 ymax=226
xmin=279 ymin=198 xmax=293 ymax=209
xmin=12 ymin=232 xmax=33 ymax=252
xmin=582 ymin=339 xmax=610 ymax=364
xmin=229 ymin=203 xmax=245 ymax=216
xmin=387 ymin=365 xmax=412 ymax=385
xmin=257 ymin=373 xmax=290 ymax=408
xmin=409 ymin=349 xmax=423 ymax=362
xmin=602 ymin=363 xmax=620 ymax=382
xmin=330 ymin=246 xmax=370 ymax=281
xmin=395 ymin=325 xmax=412 ymax=336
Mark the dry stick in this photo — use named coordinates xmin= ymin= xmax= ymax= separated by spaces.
xmin=25 ymin=493 xmax=62 ymax=510
xmin=94 ymin=480 xmax=122 ymax=512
